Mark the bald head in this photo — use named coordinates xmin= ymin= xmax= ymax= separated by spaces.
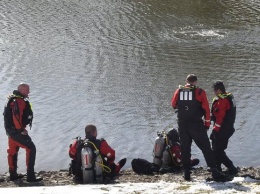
xmin=18 ymin=83 xmax=30 ymax=97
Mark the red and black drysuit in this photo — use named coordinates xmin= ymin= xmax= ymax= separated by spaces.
xmin=166 ymin=129 xmax=200 ymax=170
xmin=167 ymin=140 xmax=182 ymax=169
xmin=211 ymin=93 xmax=236 ymax=170
xmin=69 ymin=135 xmax=121 ymax=179
xmin=3 ymin=90 xmax=36 ymax=177
xmin=171 ymin=84 xmax=216 ymax=170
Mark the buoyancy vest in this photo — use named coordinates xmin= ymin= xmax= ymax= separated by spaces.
xmin=177 ymin=85 xmax=204 ymax=121
xmin=3 ymin=90 xmax=33 ymax=135
xmin=211 ymin=93 xmax=236 ymax=128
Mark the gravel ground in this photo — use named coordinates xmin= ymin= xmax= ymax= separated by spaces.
xmin=0 ymin=167 xmax=259 ymax=188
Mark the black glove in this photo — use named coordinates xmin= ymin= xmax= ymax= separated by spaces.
xmin=205 ymin=126 xmax=210 ymax=130
xmin=210 ymin=130 xmax=218 ymax=140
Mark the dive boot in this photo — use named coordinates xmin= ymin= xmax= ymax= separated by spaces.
xmin=118 ymin=158 xmax=127 ymax=169
xmin=27 ymin=173 xmax=43 ymax=182
xmin=227 ymin=166 xmax=238 ymax=176
xmin=190 ymin=158 xmax=200 ymax=167
xmin=211 ymin=168 xmax=231 ymax=182
xmin=9 ymin=171 xmax=24 ymax=181
xmin=183 ymin=169 xmax=191 ymax=181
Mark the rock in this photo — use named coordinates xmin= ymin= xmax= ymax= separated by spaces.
xmin=0 ymin=177 xmax=5 ymax=182
xmin=0 ymin=167 xmax=259 ymax=187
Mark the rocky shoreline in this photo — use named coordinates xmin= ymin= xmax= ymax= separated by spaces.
xmin=0 ymin=167 xmax=259 ymax=188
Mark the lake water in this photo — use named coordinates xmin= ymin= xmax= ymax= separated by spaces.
xmin=0 ymin=0 xmax=259 ymax=173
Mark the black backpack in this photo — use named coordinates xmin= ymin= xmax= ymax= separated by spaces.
xmin=131 ymin=158 xmax=159 ymax=175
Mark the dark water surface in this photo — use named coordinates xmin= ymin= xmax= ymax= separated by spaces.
xmin=0 ymin=0 xmax=259 ymax=173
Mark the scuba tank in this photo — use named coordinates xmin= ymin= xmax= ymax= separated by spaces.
xmin=161 ymin=149 xmax=170 ymax=168
xmin=81 ymin=144 xmax=94 ymax=183
xmin=81 ymin=140 xmax=105 ymax=184
xmin=94 ymin=152 xmax=103 ymax=183
xmin=153 ymin=129 xmax=182 ymax=169
xmin=153 ymin=131 xmax=166 ymax=167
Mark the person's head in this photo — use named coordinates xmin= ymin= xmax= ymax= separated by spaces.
xmin=212 ymin=81 xmax=226 ymax=95
xmin=85 ymin=124 xmax=97 ymax=138
xmin=18 ymin=83 xmax=30 ymax=97
xmin=167 ymin=128 xmax=180 ymax=143
xmin=186 ymin=74 xmax=198 ymax=86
